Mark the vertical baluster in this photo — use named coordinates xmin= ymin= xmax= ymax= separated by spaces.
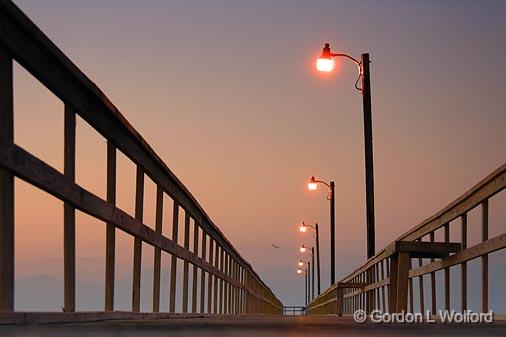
xmin=230 ymin=258 xmax=234 ymax=314
xmin=235 ymin=262 xmax=240 ymax=314
xmin=375 ymin=263 xmax=379 ymax=310
xmin=444 ymin=223 xmax=450 ymax=311
xmin=408 ymin=259 xmax=413 ymax=313
xmin=152 ymin=186 xmax=163 ymax=312
xmin=213 ymin=243 xmax=219 ymax=313
xmin=430 ymin=231 xmax=436 ymax=314
xmin=224 ymin=253 xmax=229 ymax=314
xmin=386 ymin=258 xmax=390 ymax=312
xmin=219 ymin=247 xmax=224 ymax=313
xmin=132 ymin=166 xmax=144 ymax=312
xmin=207 ymin=238 xmax=214 ymax=313
xmin=63 ymin=105 xmax=76 ymax=312
xmin=182 ymin=211 xmax=190 ymax=313
xmin=461 ymin=213 xmax=467 ymax=312
xmin=482 ymin=200 xmax=488 ymax=312
xmin=380 ymin=260 xmax=386 ymax=312
xmin=418 ymin=239 xmax=424 ymax=314
xmin=169 ymin=201 xmax=179 ymax=313
xmin=200 ymin=231 xmax=207 ymax=313
xmin=0 ymin=49 xmax=13 ymax=313
xmin=230 ymin=260 xmax=234 ymax=314
xmin=105 ymin=143 xmax=116 ymax=311
xmin=192 ymin=221 xmax=199 ymax=313
xmin=243 ymin=270 xmax=248 ymax=313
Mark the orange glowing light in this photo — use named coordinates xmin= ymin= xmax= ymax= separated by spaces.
xmin=300 ymin=246 xmax=306 ymax=253
xmin=297 ymin=268 xmax=302 ymax=274
xmin=298 ymin=260 xmax=304 ymax=267
xmin=299 ymin=225 xmax=307 ymax=232
xmin=308 ymin=176 xmax=318 ymax=190
xmin=316 ymin=58 xmax=334 ymax=72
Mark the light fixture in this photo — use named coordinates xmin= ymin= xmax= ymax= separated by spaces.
xmin=307 ymin=176 xmax=318 ymax=190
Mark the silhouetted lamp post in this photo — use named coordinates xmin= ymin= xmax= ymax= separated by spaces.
xmin=307 ymin=177 xmax=336 ymax=284
xmin=299 ymin=222 xmax=321 ymax=295
xmin=300 ymin=244 xmax=315 ymax=301
xmin=315 ymin=43 xmax=376 ymax=259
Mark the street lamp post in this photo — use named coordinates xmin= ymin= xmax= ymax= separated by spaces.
xmin=307 ymin=177 xmax=336 ymax=284
xmin=299 ymin=222 xmax=321 ymax=295
xmin=316 ymin=43 xmax=376 ymax=259
xmin=300 ymin=245 xmax=314 ymax=301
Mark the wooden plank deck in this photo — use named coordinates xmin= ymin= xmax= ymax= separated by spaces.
xmin=1 ymin=316 xmax=505 ymax=337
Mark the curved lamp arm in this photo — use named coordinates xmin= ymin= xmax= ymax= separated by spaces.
xmin=320 ymin=43 xmax=363 ymax=91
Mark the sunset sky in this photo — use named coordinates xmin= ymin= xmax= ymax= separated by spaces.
xmin=9 ymin=0 xmax=506 ymax=311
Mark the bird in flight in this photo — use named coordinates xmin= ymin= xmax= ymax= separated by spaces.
xmin=271 ymin=244 xmax=280 ymax=249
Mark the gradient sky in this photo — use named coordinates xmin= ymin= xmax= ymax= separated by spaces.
xmin=9 ymin=0 xmax=506 ymax=310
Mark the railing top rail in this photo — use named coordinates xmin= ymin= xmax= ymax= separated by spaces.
xmin=0 ymin=0 xmax=278 ymax=302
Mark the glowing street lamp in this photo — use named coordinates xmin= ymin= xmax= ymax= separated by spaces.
xmin=316 ymin=57 xmax=334 ymax=72
xmin=307 ymin=177 xmax=318 ymax=191
xmin=299 ymin=222 xmax=321 ymax=295
xmin=298 ymin=260 xmax=304 ymax=267
xmin=307 ymin=176 xmax=335 ymax=285
xmin=297 ymin=268 xmax=302 ymax=274
xmin=299 ymin=245 xmax=315 ymax=301
xmin=314 ymin=42 xmax=376 ymax=259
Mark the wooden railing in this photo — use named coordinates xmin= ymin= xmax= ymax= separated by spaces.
xmin=0 ymin=0 xmax=282 ymax=319
xmin=307 ymin=163 xmax=505 ymax=316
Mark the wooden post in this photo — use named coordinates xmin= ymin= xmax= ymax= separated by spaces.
xmin=182 ymin=211 xmax=190 ymax=313
xmin=152 ymin=186 xmax=163 ymax=312
xmin=461 ymin=213 xmax=467 ymax=312
xmin=0 ymin=49 xmax=14 ymax=312
xmin=63 ymin=105 xmax=76 ymax=312
xmin=388 ymin=255 xmax=398 ymax=312
xmin=430 ymin=232 xmax=436 ymax=314
xmin=105 ymin=142 xmax=116 ymax=311
xmin=396 ymin=252 xmax=410 ymax=313
xmin=207 ymin=238 xmax=214 ymax=313
xmin=132 ymin=166 xmax=144 ymax=312
xmin=192 ymin=221 xmax=199 ymax=313
xmin=482 ymin=200 xmax=488 ymax=313
xmin=337 ymin=286 xmax=343 ymax=317
xmin=169 ymin=201 xmax=179 ymax=313
xmin=200 ymin=232 xmax=207 ymax=313
xmin=444 ymin=223 xmax=450 ymax=310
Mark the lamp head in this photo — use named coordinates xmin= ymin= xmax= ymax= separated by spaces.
xmin=299 ymin=246 xmax=306 ymax=253
xmin=299 ymin=222 xmax=307 ymax=232
xmin=307 ymin=176 xmax=318 ymax=190
xmin=298 ymin=260 xmax=304 ymax=267
xmin=297 ymin=268 xmax=302 ymax=274
xmin=316 ymin=43 xmax=334 ymax=72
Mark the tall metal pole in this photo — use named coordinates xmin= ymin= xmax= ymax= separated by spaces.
xmin=311 ymin=247 xmax=315 ymax=300
xmin=307 ymin=261 xmax=311 ymax=303
xmin=361 ymin=53 xmax=375 ymax=259
xmin=330 ymin=181 xmax=335 ymax=284
xmin=304 ymin=270 xmax=308 ymax=306
xmin=315 ymin=223 xmax=321 ymax=295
